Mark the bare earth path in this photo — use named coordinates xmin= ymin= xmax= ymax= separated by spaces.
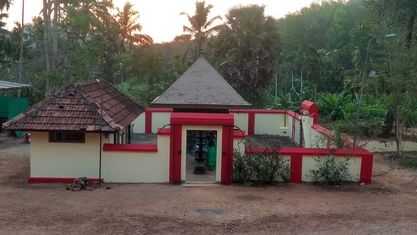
xmin=0 ymin=139 xmax=417 ymax=234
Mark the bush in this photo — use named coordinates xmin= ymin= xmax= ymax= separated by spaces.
xmin=233 ymin=150 xmax=252 ymax=184
xmin=309 ymin=156 xmax=351 ymax=185
xmin=233 ymin=150 xmax=289 ymax=185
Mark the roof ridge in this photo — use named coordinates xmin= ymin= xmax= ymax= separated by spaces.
xmin=79 ymin=88 xmax=122 ymax=132
xmin=198 ymin=58 xmax=248 ymax=101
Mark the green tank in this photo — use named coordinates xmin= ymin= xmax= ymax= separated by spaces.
xmin=206 ymin=141 xmax=216 ymax=171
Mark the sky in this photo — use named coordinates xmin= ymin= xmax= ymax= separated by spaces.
xmin=4 ymin=0 xmax=317 ymax=43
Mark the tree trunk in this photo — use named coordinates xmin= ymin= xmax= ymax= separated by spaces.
xmin=394 ymin=106 xmax=402 ymax=158
xmin=51 ymin=0 xmax=58 ymax=71
xmin=42 ymin=0 xmax=51 ymax=97
xmin=405 ymin=12 xmax=416 ymax=49
xmin=17 ymin=0 xmax=25 ymax=97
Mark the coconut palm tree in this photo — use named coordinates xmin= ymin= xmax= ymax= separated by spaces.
xmin=180 ymin=1 xmax=222 ymax=59
xmin=0 ymin=0 xmax=11 ymax=28
xmin=0 ymin=0 xmax=11 ymax=11
xmin=116 ymin=2 xmax=152 ymax=50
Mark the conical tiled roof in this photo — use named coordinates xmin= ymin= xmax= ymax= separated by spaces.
xmin=3 ymin=80 xmax=144 ymax=132
xmin=151 ymin=57 xmax=250 ymax=109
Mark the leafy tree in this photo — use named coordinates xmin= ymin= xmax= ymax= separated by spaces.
xmin=367 ymin=0 xmax=417 ymax=48
xmin=207 ymin=5 xmax=281 ymax=107
xmin=0 ymin=0 xmax=11 ymax=11
xmin=180 ymin=0 xmax=221 ymax=59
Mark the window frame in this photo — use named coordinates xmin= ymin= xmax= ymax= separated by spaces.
xmin=49 ymin=131 xmax=86 ymax=143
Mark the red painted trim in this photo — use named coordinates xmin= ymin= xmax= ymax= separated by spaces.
xmin=145 ymin=109 xmax=152 ymax=134
xmin=286 ymin=110 xmax=300 ymax=119
xmin=27 ymin=177 xmax=104 ymax=184
xmin=246 ymin=146 xmax=371 ymax=156
xmin=312 ymin=124 xmax=354 ymax=148
xmin=248 ymin=112 xmax=255 ymax=135
xmin=157 ymin=128 xmax=170 ymax=135
xmin=360 ymin=153 xmax=373 ymax=184
xmin=146 ymin=108 xmax=173 ymax=113
xmin=229 ymin=109 xmax=300 ymax=119
xmin=171 ymin=113 xmax=234 ymax=126
xmin=103 ymin=144 xmax=157 ymax=152
xmin=312 ymin=124 xmax=334 ymax=139
xmin=290 ymin=154 xmax=302 ymax=183
xmin=230 ymin=109 xmax=288 ymax=114
xmin=233 ymin=130 xmax=246 ymax=139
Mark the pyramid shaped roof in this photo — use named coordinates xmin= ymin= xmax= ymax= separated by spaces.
xmin=151 ymin=57 xmax=250 ymax=109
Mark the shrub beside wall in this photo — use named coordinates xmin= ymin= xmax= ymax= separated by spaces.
xmin=233 ymin=150 xmax=289 ymax=185
xmin=309 ymin=156 xmax=351 ymax=185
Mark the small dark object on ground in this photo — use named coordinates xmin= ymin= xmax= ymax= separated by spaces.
xmin=66 ymin=177 xmax=95 ymax=191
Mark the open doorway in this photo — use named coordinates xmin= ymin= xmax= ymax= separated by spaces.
xmin=185 ymin=130 xmax=217 ymax=182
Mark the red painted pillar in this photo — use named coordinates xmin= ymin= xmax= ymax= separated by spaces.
xmin=145 ymin=109 xmax=152 ymax=134
xmin=360 ymin=153 xmax=373 ymax=184
xmin=221 ymin=125 xmax=234 ymax=184
xmin=290 ymin=154 xmax=302 ymax=183
xmin=248 ymin=112 xmax=255 ymax=136
xmin=169 ymin=124 xmax=182 ymax=184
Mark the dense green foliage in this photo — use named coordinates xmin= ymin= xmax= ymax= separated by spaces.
xmin=1 ymin=0 xmax=417 ymax=145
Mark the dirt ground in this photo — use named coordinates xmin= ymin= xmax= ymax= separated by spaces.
xmin=1 ymin=138 xmax=417 ymax=234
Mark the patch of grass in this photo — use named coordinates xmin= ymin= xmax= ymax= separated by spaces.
xmin=398 ymin=156 xmax=417 ymax=169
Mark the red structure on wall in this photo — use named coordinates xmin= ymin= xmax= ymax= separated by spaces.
xmin=169 ymin=113 xmax=235 ymax=184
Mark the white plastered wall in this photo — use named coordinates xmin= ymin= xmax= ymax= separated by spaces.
xmin=151 ymin=112 xmax=171 ymax=133
xmin=132 ymin=113 xmax=145 ymax=133
xmin=302 ymin=156 xmax=361 ymax=182
xmin=102 ymin=135 xmax=170 ymax=183
xmin=255 ymin=113 xmax=290 ymax=136
xmin=30 ymin=132 xmax=101 ymax=178
xmin=181 ymin=125 xmax=223 ymax=182
xmin=232 ymin=113 xmax=248 ymax=133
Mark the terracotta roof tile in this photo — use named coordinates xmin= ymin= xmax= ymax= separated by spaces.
xmin=3 ymin=80 xmax=144 ymax=132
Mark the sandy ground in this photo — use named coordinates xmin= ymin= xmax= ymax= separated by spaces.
xmin=0 ymin=138 xmax=417 ymax=234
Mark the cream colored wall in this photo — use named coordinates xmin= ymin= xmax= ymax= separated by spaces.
xmin=30 ymin=132 xmax=101 ymax=178
xmin=254 ymin=114 xmax=290 ymax=136
xmin=293 ymin=119 xmax=301 ymax=145
xmin=301 ymin=156 xmax=361 ymax=182
xmin=233 ymin=138 xmax=245 ymax=155
xmin=311 ymin=130 xmax=329 ymax=148
xmin=151 ymin=112 xmax=171 ymax=133
xmin=181 ymin=125 xmax=223 ymax=182
xmin=233 ymin=113 xmax=248 ymax=133
xmin=102 ymin=135 xmax=170 ymax=183
xmin=301 ymin=116 xmax=315 ymax=148
xmin=132 ymin=113 xmax=145 ymax=133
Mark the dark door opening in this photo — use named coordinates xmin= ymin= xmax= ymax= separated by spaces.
xmin=185 ymin=130 xmax=217 ymax=182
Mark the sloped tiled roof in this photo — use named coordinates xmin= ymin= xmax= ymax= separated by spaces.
xmin=151 ymin=57 xmax=251 ymax=109
xmin=3 ymin=80 xmax=144 ymax=132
